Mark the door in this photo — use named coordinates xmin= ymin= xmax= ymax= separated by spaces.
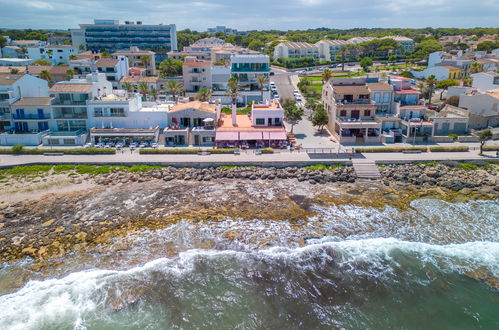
xmin=194 ymin=135 xmax=200 ymax=145
xmin=16 ymin=109 xmax=24 ymax=119
xmin=38 ymin=122 xmax=44 ymax=131
xmin=268 ymin=118 xmax=272 ymax=126
xmin=351 ymin=110 xmax=360 ymax=119
xmin=37 ymin=109 xmax=44 ymax=119
xmin=22 ymin=122 xmax=28 ymax=131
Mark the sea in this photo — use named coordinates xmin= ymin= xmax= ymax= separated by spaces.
xmin=0 ymin=198 xmax=498 ymax=329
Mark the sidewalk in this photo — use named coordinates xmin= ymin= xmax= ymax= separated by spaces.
xmin=0 ymin=149 xmax=495 ymax=167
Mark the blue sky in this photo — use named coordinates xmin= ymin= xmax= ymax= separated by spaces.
xmin=1 ymin=0 xmax=498 ymax=30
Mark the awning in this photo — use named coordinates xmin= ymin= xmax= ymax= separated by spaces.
xmin=215 ymin=131 xmax=239 ymax=141
xmin=269 ymin=131 xmax=287 ymax=140
xmin=239 ymin=131 xmax=262 ymax=140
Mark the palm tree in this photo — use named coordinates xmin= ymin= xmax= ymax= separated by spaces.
xmin=166 ymin=80 xmax=184 ymax=102
xmin=256 ymin=74 xmax=268 ymax=102
xmin=65 ymin=69 xmax=76 ymax=81
xmin=138 ymin=82 xmax=149 ymax=100
xmin=69 ymin=55 xmax=78 ymax=60
xmin=226 ymin=76 xmax=239 ymax=106
xmin=121 ymin=82 xmax=133 ymax=92
xmin=140 ymin=55 xmax=150 ymax=67
xmin=39 ymin=70 xmax=52 ymax=83
xmin=321 ymin=69 xmax=332 ymax=84
xmin=196 ymin=88 xmax=212 ymax=102
xmin=150 ymin=87 xmax=158 ymax=100
xmin=468 ymin=62 xmax=481 ymax=74
xmin=425 ymin=75 xmax=437 ymax=103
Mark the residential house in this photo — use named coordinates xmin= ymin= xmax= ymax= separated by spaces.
xmin=366 ymin=82 xmax=394 ymax=115
xmin=112 ymin=47 xmax=156 ymax=76
xmin=11 ymin=40 xmax=45 ymax=48
xmin=164 ymin=101 xmax=217 ymax=146
xmin=459 ymin=89 xmax=499 ymax=129
xmin=322 ymin=78 xmax=380 ymax=144
xmin=27 ymin=65 xmax=72 ymax=84
xmin=389 ymin=75 xmax=421 ymax=106
xmin=315 ymin=40 xmax=351 ymax=62
xmin=94 ymin=56 xmax=129 ymax=89
xmin=0 ymin=58 xmax=33 ymax=66
xmin=182 ymin=59 xmax=212 ymax=93
xmin=428 ymin=105 xmax=469 ymax=136
xmin=1 ymin=46 xmax=22 ymax=58
xmin=27 ymin=45 xmax=78 ymax=65
xmin=470 ymin=72 xmax=499 ymax=92
xmin=215 ymin=100 xmax=287 ymax=148
xmin=230 ymin=54 xmax=270 ymax=104
xmin=10 ymin=97 xmax=52 ymax=133
xmin=273 ymin=42 xmax=319 ymax=61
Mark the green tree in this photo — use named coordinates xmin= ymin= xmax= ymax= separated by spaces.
xmin=65 ymin=69 xmax=76 ymax=80
xmin=121 ymin=82 xmax=133 ymax=92
xmin=159 ymin=58 xmax=183 ymax=77
xmin=478 ymin=129 xmax=492 ymax=154
xmin=69 ymin=55 xmax=78 ymax=60
xmin=101 ymin=52 xmax=111 ymax=58
xmin=436 ymin=79 xmax=459 ymax=100
xmin=476 ymin=41 xmax=499 ymax=52
xmin=10 ymin=68 xmax=20 ymax=74
xmin=282 ymin=98 xmax=303 ymax=133
xmin=468 ymin=62 xmax=481 ymax=74
xmin=400 ymin=71 xmax=414 ymax=78
xmin=140 ymin=55 xmax=150 ymax=67
xmin=0 ymin=36 xmax=7 ymax=48
xmin=138 ymin=82 xmax=149 ymax=100
xmin=31 ymin=59 xmax=51 ymax=66
xmin=196 ymin=88 xmax=212 ymax=102
xmin=39 ymin=70 xmax=51 ymax=82
xmin=425 ymin=75 xmax=437 ymax=103
xmin=226 ymin=76 xmax=239 ymax=106
xmin=150 ymin=87 xmax=158 ymax=100
xmin=166 ymin=80 xmax=184 ymax=102
xmin=248 ymin=39 xmax=264 ymax=51
xmin=256 ymin=74 xmax=268 ymax=102
xmin=310 ymin=104 xmax=328 ymax=133
xmin=414 ymin=39 xmax=443 ymax=60
xmin=360 ymin=57 xmax=373 ymax=72
xmin=321 ymin=69 xmax=332 ymax=84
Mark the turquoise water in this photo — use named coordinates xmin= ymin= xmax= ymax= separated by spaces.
xmin=0 ymin=199 xmax=498 ymax=329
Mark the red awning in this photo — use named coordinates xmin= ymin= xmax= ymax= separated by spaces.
xmin=269 ymin=131 xmax=287 ymax=140
xmin=215 ymin=131 xmax=239 ymax=141
xmin=239 ymin=131 xmax=262 ymax=140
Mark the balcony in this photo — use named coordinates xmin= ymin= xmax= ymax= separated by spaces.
xmin=12 ymin=113 xmax=51 ymax=120
xmin=53 ymin=113 xmax=88 ymax=119
xmin=336 ymin=99 xmax=375 ymax=105
xmin=52 ymin=100 xmax=87 ymax=106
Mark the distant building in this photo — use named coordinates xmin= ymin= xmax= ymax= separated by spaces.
xmin=315 ymin=40 xmax=351 ymax=62
xmin=27 ymin=45 xmax=78 ymax=65
xmin=459 ymin=89 xmax=499 ymax=129
xmin=182 ymin=59 xmax=212 ymax=93
xmin=112 ymin=47 xmax=156 ymax=76
xmin=347 ymin=36 xmax=414 ymax=53
xmin=470 ymin=72 xmax=499 ymax=92
xmin=207 ymin=26 xmax=246 ymax=36
xmin=71 ymin=19 xmax=177 ymax=52
xmin=273 ymin=42 xmax=319 ymax=61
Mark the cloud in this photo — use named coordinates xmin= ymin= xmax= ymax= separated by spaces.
xmin=0 ymin=0 xmax=497 ymax=30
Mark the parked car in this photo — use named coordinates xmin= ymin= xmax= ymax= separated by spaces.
xmin=269 ymin=72 xmax=275 ymax=76
xmin=293 ymin=89 xmax=299 ymax=94
xmin=151 ymin=142 xmax=158 ymax=148
xmin=295 ymin=95 xmax=302 ymax=102
xmin=84 ymin=143 xmax=93 ymax=148
xmin=130 ymin=142 xmax=137 ymax=149
xmin=115 ymin=143 xmax=123 ymax=149
xmin=410 ymin=79 xmax=417 ymax=85
xmin=329 ymin=64 xmax=337 ymax=68
xmin=348 ymin=63 xmax=356 ymax=66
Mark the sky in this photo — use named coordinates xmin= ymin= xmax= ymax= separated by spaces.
xmin=1 ymin=0 xmax=498 ymax=31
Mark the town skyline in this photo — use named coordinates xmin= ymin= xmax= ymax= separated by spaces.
xmin=1 ymin=0 xmax=498 ymax=31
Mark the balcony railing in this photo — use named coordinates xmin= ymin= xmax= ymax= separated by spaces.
xmin=52 ymin=100 xmax=87 ymax=106
xmin=336 ymin=99 xmax=374 ymax=105
xmin=53 ymin=114 xmax=88 ymax=119
xmin=12 ymin=113 xmax=51 ymax=120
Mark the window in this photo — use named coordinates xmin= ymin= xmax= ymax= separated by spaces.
xmin=274 ymin=118 xmax=281 ymax=125
xmin=48 ymin=138 xmax=60 ymax=145
xmin=383 ymin=92 xmax=391 ymax=103
xmin=0 ymin=94 xmax=10 ymax=101
xmin=256 ymin=118 xmax=265 ymax=125
xmin=373 ymin=92 xmax=381 ymax=103
xmin=57 ymin=120 xmax=69 ymax=131
xmin=0 ymin=107 xmax=10 ymax=114
xmin=94 ymin=108 xmax=103 ymax=117
xmin=364 ymin=110 xmax=371 ymax=117
xmin=63 ymin=139 xmax=75 ymax=145
xmin=202 ymin=137 xmax=213 ymax=142
xmin=340 ymin=110 xmax=347 ymax=117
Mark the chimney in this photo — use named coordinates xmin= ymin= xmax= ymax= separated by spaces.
xmin=231 ymin=103 xmax=237 ymax=126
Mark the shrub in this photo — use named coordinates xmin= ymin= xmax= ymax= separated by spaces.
xmin=355 ymin=147 xmax=427 ymax=153
xmin=482 ymin=145 xmax=499 ymax=151
xmin=303 ymin=163 xmax=343 ymax=170
xmin=0 ymin=147 xmax=115 ymax=155
xmin=139 ymin=148 xmax=201 ymax=154
xmin=429 ymin=146 xmax=469 ymax=152
xmin=458 ymin=163 xmax=478 ymax=170
xmin=448 ymin=134 xmax=458 ymax=141
xmin=11 ymin=145 xmax=24 ymax=154
xmin=260 ymin=148 xmax=274 ymax=154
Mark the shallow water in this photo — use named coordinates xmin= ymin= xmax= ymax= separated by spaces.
xmin=0 ymin=198 xmax=498 ymax=329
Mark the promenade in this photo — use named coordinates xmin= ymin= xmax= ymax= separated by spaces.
xmin=0 ymin=148 xmax=497 ymax=167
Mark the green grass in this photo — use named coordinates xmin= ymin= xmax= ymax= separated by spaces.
xmin=0 ymin=164 xmax=166 ymax=177
xmin=458 ymin=163 xmax=479 ymax=170
xmin=303 ymin=164 xmax=344 ymax=170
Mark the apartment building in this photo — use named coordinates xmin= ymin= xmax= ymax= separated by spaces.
xmin=315 ymin=40 xmax=351 ymax=62
xmin=0 ymin=74 xmax=49 ymax=131
xmin=168 ymin=38 xmax=257 ymax=62
xmin=347 ymin=36 xmax=414 ymax=53
xmin=322 ymin=78 xmax=380 ymax=144
xmin=459 ymin=89 xmax=499 ymax=129
xmin=366 ymin=82 xmax=394 ymax=115
xmin=71 ymin=19 xmax=177 ymax=52
xmin=10 ymin=97 xmax=52 ymax=132
xmin=112 ymin=47 xmax=156 ymax=76
xmin=182 ymin=60 xmax=212 ymax=93
xmin=470 ymin=72 xmax=499 ymax=92
xmin=94 ymin=56 xmax=129 ymax=89
xmin=389 ymin=76 xmax=421 ymax=106
xmin=231 ymin=54 xmax=271 ymax=104
xmin=119 ymin=76 xmax=160 ymax=94
xmin=27 ymin=45 xmax=78 ymax=65
xmin=207 ymin=26 xmax=245 ymax=36
xmin=273 ymin=42 xmax=319 ymax=60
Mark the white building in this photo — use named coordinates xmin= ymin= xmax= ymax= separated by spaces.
xmin=182 ymin=59 xmax=212 ymax=93
xmin=27 ymin=45 xmax=78 ymax=65
xmin=94 ymin=56 xmax=129 ymax=89
xmin=470 ymin=72 xmax=499 ymax=92
xmin=112 ymin=47 xmax=156 ymax=76
xmin=315 ymin=40 xmax=351 ymax=62
xmin=459 ymin=89 xmax=499 ymax=129
xmin=230 ymin=54 xmax=271 ymax=104
xmin=251 ymin=100 xmax=284 ymax=126
xmin=273 ymin=42 xmax=319 ymax=60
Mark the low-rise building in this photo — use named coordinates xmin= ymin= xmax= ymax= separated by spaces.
xmin=27 ymin=45 xmax=78 ymax=65
xmin=315 ymin=40 xmax=351 ymax=62
xmin=182 ymin=59 xmax=212 ymax=93
xmin=459 ymin=89 xmax=499 ymax=129
xmin=367 ymin=82 xmax=394 ymax=115
xmin=119 ymin=76 xmax=160 ymax=94
xmin=273 ymin=42 xmax=319 ymax=61
xmin=389 ymin=76 xmax=420 ymax=106
xmin=10 ymin=97 xmax=52 ymax=133
xmin=230 ymin=54 xmax=270 ymax=104
xmin=470 ymin=72 xmax=499 ymax=92
xmin=112 ymin=47 xmax=156 ymax=76
xmin=1 ymin=46 xmax=22 ymax=58
xmin=94 ymin=56 xmax=129 ymax=89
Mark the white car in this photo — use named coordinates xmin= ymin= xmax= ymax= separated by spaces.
xmin=295 ymin=95 xmax=302 ymax=102
xmin=151 ymin=142 xmax=159 ymax=148
xmin=84 ymin=143 xmax=93 ymax=148
xmin=130 ymin=142 xmax=138 ymax=149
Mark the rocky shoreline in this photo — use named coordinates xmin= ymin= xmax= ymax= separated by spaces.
xmin=0 ymin=162 xmax=497 ymax=267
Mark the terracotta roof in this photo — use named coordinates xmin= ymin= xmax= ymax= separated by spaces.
xmin=11 ymin=97 xmax=53 ymax=106
xmin=0 ymin=74 xmax=24 ymax=85
xmin=439 ymin=65 xmax=461 ymax=70
xmin=367 ymin=82 xmax=393 ymax=92
xmin=279 ymin=42 xmax=318 ymax=50
xmin=395 ymin=89 xmax=420 ymax=94
xmin=183 ymin=62 xmax=211 ymax=67
xmin=27 ymin=65 xmax=52 ymax=75
xmin=169 ymin=101 xmax=216 ymax=113
xmin=217 ymin=114 xmax=284 ymax=131
xmin=95 ymin=58 xmax=119 ymax=67
xmin=0 ymin=66 xmax=26 ymax=74
xmin=333 ymin=84 xmax=370 ymax=94
xmin=120 ymin=76 xmax=158 ymax=83
xmin=49 ymin=83 xmax=92 ymax=93
xmin=49 ymin=65 xmax=71 ymax=74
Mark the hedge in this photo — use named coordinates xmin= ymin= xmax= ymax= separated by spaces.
xmin=355 ymin=147 xmax=428 ymax=153
xmin=0 ymin=147 xmax=115 ymax=155
xmin=139 ymin=148 xmax=274 ymax=154
xmin=429 ymin=146 xmax=469 ymax=152
xmin=483 ymin=145 xmax=499 ymax=151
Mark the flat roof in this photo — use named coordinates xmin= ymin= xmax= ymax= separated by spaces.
xmin=50 ymin=83 xmax=93 ymax=93
xmin=169 ymin=101 xmax=215 ymax=113
xmin=217 ymin=114 xmax=284 ymax=132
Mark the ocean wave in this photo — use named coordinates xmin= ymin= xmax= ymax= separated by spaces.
xmin=0 ymin=238 xmax=498 ymax=329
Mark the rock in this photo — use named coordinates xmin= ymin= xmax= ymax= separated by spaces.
xmin=42 ymin=219 xmax=55 ymax=227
